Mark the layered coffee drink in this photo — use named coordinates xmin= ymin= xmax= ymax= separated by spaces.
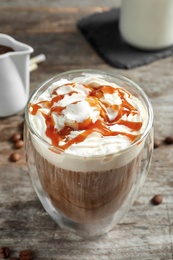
xmin=25 ymin=70 xmax=153 ymax=236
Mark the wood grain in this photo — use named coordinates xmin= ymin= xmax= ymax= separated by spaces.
xmin=0 ymin=1 xmax=173 ymax=259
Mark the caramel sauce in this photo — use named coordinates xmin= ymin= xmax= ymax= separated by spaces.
xmin=29 ymin=83 xmax=143 ymax=150
xmin=29 ymin=103 xmax=41 ymax=115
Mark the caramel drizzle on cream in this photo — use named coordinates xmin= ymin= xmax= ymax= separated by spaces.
xmin=29 ymin=83 xmax=143 ymax=150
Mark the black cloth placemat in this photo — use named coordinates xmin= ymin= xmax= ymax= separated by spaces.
xmin=77 ymin=8 xmax=173 ymax=69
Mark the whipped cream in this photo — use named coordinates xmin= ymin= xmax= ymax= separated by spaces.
xmin=28 ymin=73 xmax=148 ymax=171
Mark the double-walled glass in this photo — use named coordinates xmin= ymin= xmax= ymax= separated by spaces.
xmin=24 ymin=69 xmax=153 ymax=237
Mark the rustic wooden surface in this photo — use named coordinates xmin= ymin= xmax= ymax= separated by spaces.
xmin=0 ymin=1 xmax=173 ymax=259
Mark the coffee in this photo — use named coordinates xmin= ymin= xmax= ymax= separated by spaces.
xmin=33 ymin=144 xmax=141 ymax=223
xmin=0 ymin=45 xmax=14 ymax=55
xmin=28 ymin=73 xmax=145 ymax=221
xmin=25 ymin=71 xmax=153 ymax=236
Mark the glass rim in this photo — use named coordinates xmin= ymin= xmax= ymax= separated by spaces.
xmin=25 ymin=68 xmax=153 ymax=159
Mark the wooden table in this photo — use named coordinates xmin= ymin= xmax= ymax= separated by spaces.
xmin=0 ymin=1 xmax=173 ymax=259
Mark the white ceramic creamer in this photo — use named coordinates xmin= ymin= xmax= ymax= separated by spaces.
xmin=119 ymin=0 xmax=173 ymax=50
xmin=0 ymin=34 xmax=33 ymax=117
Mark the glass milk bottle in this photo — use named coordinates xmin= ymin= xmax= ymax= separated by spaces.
xmin=119 ymin=0 xmax=173 ymax=50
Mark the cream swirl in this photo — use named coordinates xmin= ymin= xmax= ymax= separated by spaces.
xmin=29 ymin=74 xmax=147 ymax=156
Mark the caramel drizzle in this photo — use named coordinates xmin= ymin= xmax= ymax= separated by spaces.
xmin=29 ymin=83 xmax=143 ymax=150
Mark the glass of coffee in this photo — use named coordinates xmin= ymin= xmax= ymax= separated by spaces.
xmin=24 ymin=69 xmax=153 ymax=237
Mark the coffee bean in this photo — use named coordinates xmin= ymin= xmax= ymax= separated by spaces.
xmin=0 ymin=247 xmax=10 ymax=258
xmin=9 ymin=152 xmax=21 ymax=162
xmin=19 ymin=250 xmax=32 ymax=260
xmin=151 ymin=194 xmax=162 ymax=205
xmin=154 ymin=140 xmax=160 ymax=149
xmin=14 ymin=140 xmax=24 ymax=149
xmin=11 ymin=132 xmax=22 ymax=142
xmin=164 ymin=136 xmax=173 ymax=145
